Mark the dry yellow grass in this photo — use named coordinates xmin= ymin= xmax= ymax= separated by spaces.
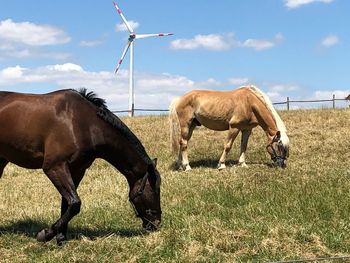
xmin=0 ymin=108 xmax=350 ymax=262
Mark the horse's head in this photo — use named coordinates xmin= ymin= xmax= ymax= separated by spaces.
xmin=129 ymin=159 xmax=161 ymax=231
xmin=266 ymin=131 xmax=289 ymax=168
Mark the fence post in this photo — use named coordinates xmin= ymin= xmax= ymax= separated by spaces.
xmin=287 ymin=97 xmax=290 ymax=111
xmin=333 ymin=94 xmax=335 ymax=109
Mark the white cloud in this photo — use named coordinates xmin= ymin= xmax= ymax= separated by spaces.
xmin=0 ymin=65 xmax=26 ymax=79
xmin=196 ymin=78 xmax=223 ymax=89
xmin=0 ymin=19 xmax=70 ymax=46
xmin=269 ymin=84 xmax=299 ymax=92
xmin=2 ymin=64 xmax=348 ymax=111
xmin=8 ymin=49 xmax=32 ymax=58
xmin=47 ymin=63 xmax=83 ymax=72
xmin=266 ymin=91 xmax=285 ymax=102
xmin=241 ymin=39 xmax=274 ymax=51
xmin=80 ymin=40 xmax=103 ymax=47
xmin=136 ymin=73 xmax=194 ymax=92
xmin=241 ymin=33 xmax=284 ymax=51
xmin=0 ymin=63 xmax=200 ymax=110
xmin=228 ymin=78 xmax=249 ymax=86
xmin=0 ymin=48 xmax=71 ymax=60
xmin=0 ymin=19 xmax=71 ymax=60
xmin=320 ymin=34 xmax=339 ymax=47
xmin=284 ymin=0 xmax=334 ymax=9
xmin=115 ymin=20 xmax=139 ymax=32
xmin=313 ymin=90 xmax=350 ymax=100
xmin=0 ymin=65 xmax=267 ymax=111
xmin=170 ymin=33 xmax=234 ymax=51
xmin=255 ymin=83 xmax=300 ymax=105
xmin=171 ymin=33 xmax=283 ymax=51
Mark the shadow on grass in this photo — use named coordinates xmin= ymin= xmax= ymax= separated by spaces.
xmin=170 ymin=158 xmax=273 ymax=170
xmin=0 ymin=219 xmax=145 ymax=241
xmin=169 ymin=159 xmax=237 ymax=170
xmin=191 ymin=159 xmax=238 ymax=168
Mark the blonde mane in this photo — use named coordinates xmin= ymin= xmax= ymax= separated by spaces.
xmin=246 ymin=85 xmax=289 ymax=147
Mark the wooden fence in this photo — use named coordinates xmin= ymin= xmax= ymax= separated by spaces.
xmin=111 ymin=95 xmax=349 ymax=116
xmin=273 ymin=95 xmax=348 ymax=111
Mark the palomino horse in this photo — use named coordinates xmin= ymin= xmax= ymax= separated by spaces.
xmin=0 ymin=89 xmax=161 ymax=245
xmin=169 ymin=85 xmax=289 ymax=170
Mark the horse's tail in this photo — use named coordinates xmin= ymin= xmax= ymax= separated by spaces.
xmin=169 ymin=97 xmax=181 ymax=154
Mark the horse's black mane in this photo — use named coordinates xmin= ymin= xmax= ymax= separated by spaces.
xmin=77 ymin=88 xmax=107 ymax=110
xmin=76 ymin=88 xmax=152 ymax=165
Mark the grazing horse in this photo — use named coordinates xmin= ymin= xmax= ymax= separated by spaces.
xmin=169 ymin=85 xmax=289 ymax=170
xmin=0 ymin=88 xmax=161 ymax=245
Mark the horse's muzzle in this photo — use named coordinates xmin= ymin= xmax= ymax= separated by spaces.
xmin=273 ymin=158 xmax=287 ymax=168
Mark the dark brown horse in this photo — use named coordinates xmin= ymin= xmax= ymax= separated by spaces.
xmin=0 ymin=88 xmax=161 ymax=245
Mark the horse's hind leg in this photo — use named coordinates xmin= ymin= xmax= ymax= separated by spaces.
xmin=238 ymin=129 xmax=252 ymax=167
xmin=37 ymin=162 xmax=82 ymax=244
xmin=179 ymin=120 xmax=197 ymax=171
xmin=0 ymin=159 xmax=8 ymax=178
xmin=218 ymin=127 xmax=240 ymax=170
xmin=56 ymin=168 xmax=86 ymax=245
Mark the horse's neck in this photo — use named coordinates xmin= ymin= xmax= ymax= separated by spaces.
xmin=253 ymin=104 xmax=278 ymax=142
xmin=97 ymin=129 xmax=149 ymax=186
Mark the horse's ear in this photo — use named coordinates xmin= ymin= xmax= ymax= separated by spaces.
xmin=148 ymin=159 xmax=160 ymax=192
xmin=273 ymin=131 xmax=281 ymax=142
xmin=147 ymin=159 xmax=157 ymax=174
xmin=152 ymin=158 xmax=158 ymax=168
xmin=276 ymin=131 xmax=281 ymax=138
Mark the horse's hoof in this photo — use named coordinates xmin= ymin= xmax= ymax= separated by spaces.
xmin=36 ymin=229 xmax=48 ymax=242
xmin=217 ymin=164 xmax=226 ymax=170
xmin=185 ymin=165 xmax=192 ymax=171
xmin=36 ymin=228 xmax=56 ymax=242
xmin=175 ymin=162 xmax=182 ymax=170
xmin=239 ymin=163 xmax=248 ymax=168
xmin=56 ymin=233 xmax=66 ymax=246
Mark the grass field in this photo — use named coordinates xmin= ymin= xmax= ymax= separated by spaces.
xmin=0 ymin=108 xmax=350 ymax=262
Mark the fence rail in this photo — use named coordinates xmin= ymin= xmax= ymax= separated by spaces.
xmin=273 ymin=95 xmax=348 ymax=111
xmin=111 ymin=95 xmax=350 ymax=115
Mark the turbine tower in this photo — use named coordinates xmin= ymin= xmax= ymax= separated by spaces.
xmin=113 ymin=2 xmax=173 ymax=116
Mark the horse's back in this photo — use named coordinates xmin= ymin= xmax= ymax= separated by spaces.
xmin=0 ymin=89 xmax=96 ymax=169
xmin=178 ymin=88 xmax=249 ymax=109
xmin=0 ymin=89 xmax=75 ymax=110
xmin=175 ymin=88 xmax=255 ymax=130
xmin=0 ymin=90 xmax=85 ymax=131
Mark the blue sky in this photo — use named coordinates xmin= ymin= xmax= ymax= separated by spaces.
xmin=1 ymin=0 xmax=349 ymax=111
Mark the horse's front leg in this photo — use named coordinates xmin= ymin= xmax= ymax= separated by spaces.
xmin=56 ymin=198 xmax=69 ymax=245
xmin=218 ymin=127 xmax=240 ymax=170
xmin=175 ymin=150 xmax=183 ymax=170
xmin=37 ymin=162 xmax=81 ymax=245
xmin=238 ymin=129 xmax=252 ymax=167
xmin=56 ymin=168 xmax=86 ymax=245
xmin=179 ymin=138 xmax=191 ymax=171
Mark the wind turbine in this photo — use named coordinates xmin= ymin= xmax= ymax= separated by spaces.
xmin=113 ymin=1 xmax=173 ymax=117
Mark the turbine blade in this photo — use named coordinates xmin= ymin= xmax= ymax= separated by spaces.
xmin=135 ymin=33 xmax=174 ymax=39
xmin=115 ymin=41 xmax=131 ymax=74
xmin=113 ymin=1 xmax=134 ymax=33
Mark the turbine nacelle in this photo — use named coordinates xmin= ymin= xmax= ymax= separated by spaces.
xmin=128 ymin=34 xmax=136 ymax=42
